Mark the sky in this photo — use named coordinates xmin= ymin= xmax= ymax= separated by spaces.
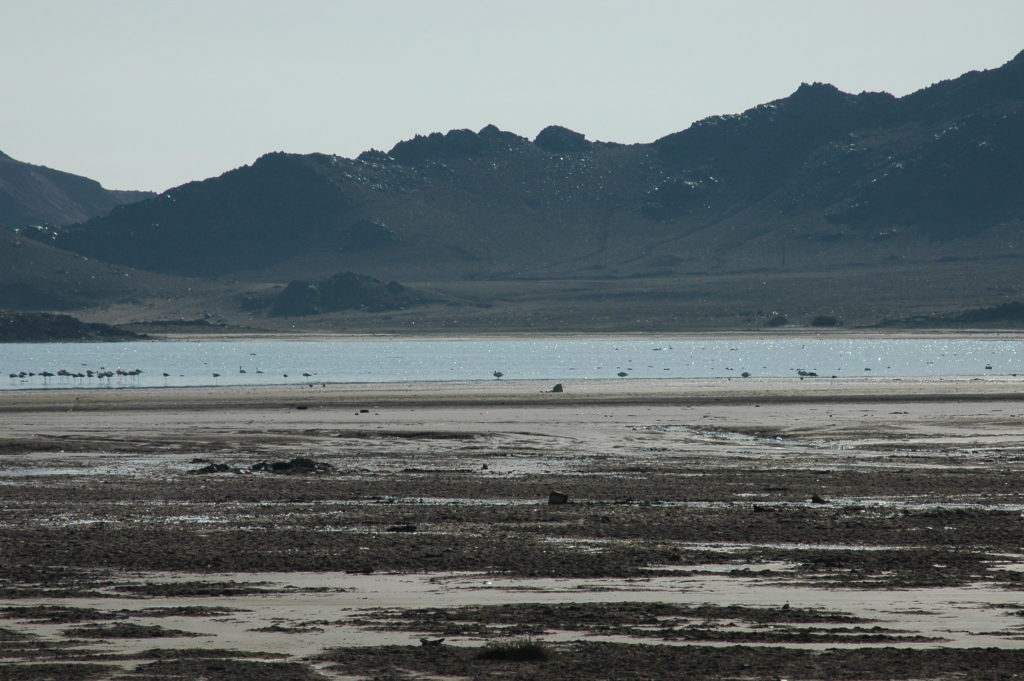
xmin=2 ymin=1 xmax=1023 ymax=192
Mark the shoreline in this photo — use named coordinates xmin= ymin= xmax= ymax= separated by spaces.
xmin=5 ymin=327 xmax=1024 ymax=343
xmin=106 ymin=327 xmax=1024 ymax=343
xmin=3 ymin=375 xmax=1023 ymax=412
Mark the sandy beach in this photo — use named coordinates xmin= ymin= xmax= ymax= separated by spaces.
xmin=4 ymin=373 xmax=1024 ymax=410
xmin=2 ymin=377 xmax=1024 ymax=679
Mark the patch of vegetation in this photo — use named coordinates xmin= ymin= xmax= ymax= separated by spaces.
xmin=63 ymin=623 xmax=201 ymax=639
xmin=0 ymin=639 xmax=100 ymax=659
xmin=249 ymin=623 xmax=324 ymax=634
xmin=0 ymin=606 xmax=123 ymax=624
xmin=0 ymin=663 xmax=119 ymax=681
xmin=123 ymin=658 xmax=328 ymax=681
xmin=782 ymin=547 xmax=992 ymax=588
xmin=115 ymin=581 xmax=275 ymax=597
xmin=134 ymin=606 xmax=241 ymax=618
xmin=350 ymin=602 xmax=897 ymax=643
xmin=0 ymin=627 xmax=34 ymax=641
xmin=132 ymin=648 xmax=288 ymax=660
xmin=357 ymin=601 xmax=866 ymax=636
xmin=317 ymin=642 xmax=1024 ymax=681
xmin=477 ymin=637 xmax=549 ymax=662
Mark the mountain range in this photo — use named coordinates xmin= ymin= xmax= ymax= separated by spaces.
xmin=5 ymin=50 xmax=1024 ymax=332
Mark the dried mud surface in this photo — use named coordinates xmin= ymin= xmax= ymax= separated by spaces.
xmin=1 ymin=378 xmax=1024 ymax=680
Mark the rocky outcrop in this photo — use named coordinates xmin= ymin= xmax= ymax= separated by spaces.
xmin=534 ymin=125 xmax=591 ymax=153
xmin=0 ymin=310 xmax=143 ymax=342
xmin=269 ymin=272 xmax=426 ymax=317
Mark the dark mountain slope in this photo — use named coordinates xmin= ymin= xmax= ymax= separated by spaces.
xmin=0 ymin=151 xmax=152 ymax=229
xmin=54 ymin=152 xmax=357 ymax=276
xmin=901 ymin=48 xmax=1024 ymax=118
xmin=53 ymin=125 xmax=664 ymax=280
xmin=0 ymin=228 xmax=205 ymax=311
xmin=45 ymin=50 xmax=1024 ymax=289
xmin=0 ymin=310 xmax=142 ymax=342
xmin=826 ymin=109 xmax=1024 ymax=236
xmin=653 ymin=83 xmax=899 ymax=206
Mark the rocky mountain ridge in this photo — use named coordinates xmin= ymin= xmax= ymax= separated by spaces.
xmin=45 ymin=50 xmax=1024 ymax=286
xmin=4 ymin=50 xmax=1024 ymax=331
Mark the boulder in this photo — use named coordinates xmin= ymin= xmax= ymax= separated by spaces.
xmin=548 ymin=491 xmax=569 ymax=505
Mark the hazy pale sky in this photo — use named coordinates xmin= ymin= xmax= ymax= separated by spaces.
xmin=3 ymin=1 xmax=1022 ymax=191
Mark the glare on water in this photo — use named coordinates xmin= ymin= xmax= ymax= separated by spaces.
xmin=1 ymin=338 xmax=1021 ymax=390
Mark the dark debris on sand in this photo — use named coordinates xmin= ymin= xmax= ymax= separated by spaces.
xmin=315 ymin=642 xmax=1024 ymax=681
xmin=189 ymin=457 xmax=334 ymax=475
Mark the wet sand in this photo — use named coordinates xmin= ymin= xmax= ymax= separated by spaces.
xmin=2 ymin=378 xmax=1024 ymax=679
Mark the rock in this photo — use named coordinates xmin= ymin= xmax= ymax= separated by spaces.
xmin=269 ymin=271 xmax=427 ymax=317
xmin=534 ymin=125 xmax=591 ymax=153
xmin=251 ymin=457 xmax=333 ymax=475
xmin=811 ymin=315 xmax=842 ymax=327
xmin=551 ymin=383 xmax=564 ymax=393
xmin=356 ymin=149 xmax=393 ymax=163
xmin=389 ymin=129 xmax=485 ymax=163
xmin=810 ymin=494 xmax=829 ymax=504
xmin=386 ymin=524 xmax=417 ymax=533
xmin=548 ymin=491 xmax=569 ymax=505
xmin=188 ymin=463 xmax=238 ymax=475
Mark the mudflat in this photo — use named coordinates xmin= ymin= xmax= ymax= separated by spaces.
xmin=2 ymin=377 xmax=1024 ymax=680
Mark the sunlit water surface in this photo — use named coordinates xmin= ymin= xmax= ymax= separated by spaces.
xmin=1 ymin=338 xmax=1022 ymax=390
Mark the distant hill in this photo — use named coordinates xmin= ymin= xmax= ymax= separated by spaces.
xmin=0 ymin=227 xmax=231 ymax=316
xmin=49 ymin=131 xmax=658 ymax=280
xmin=0 ymin=310 xmax=143 ymax=342
xmin=267 ymin=271 xmax=431 ymax=317
xmin=0 ymin=151 xmax=159 ymax=315
xmin=46 ymin=50 xmax=1024 ymax=286
xmin=0 ymin=151 xmax=153 ymax=229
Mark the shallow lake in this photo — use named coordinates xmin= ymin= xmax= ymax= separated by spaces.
xmin=1 ymin=338 xmax=1022 ymax=390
